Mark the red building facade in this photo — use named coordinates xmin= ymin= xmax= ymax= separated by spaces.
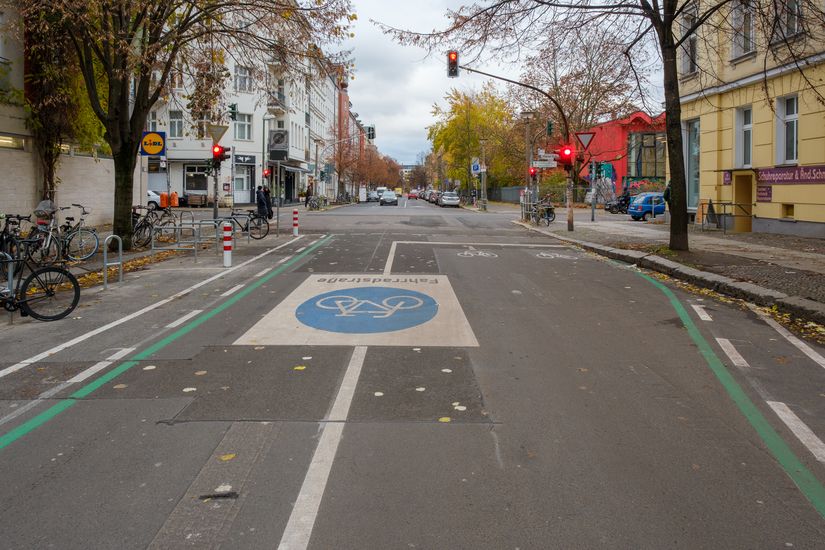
xmin=583 ymin=111 xmax=667 ymax=194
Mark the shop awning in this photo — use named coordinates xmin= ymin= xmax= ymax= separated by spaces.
xmin=282 ymin=165 xmax=311 ymax=174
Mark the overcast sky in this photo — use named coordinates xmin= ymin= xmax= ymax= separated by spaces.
xmin=345 ymin=0 xmax=511 ymax=166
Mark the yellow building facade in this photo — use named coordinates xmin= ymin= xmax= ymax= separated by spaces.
xmin=679 ymin=1 xmax=825 ymax=236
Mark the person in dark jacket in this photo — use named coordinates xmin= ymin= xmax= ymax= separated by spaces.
xmin=256 ymin=186 xmax=268 ymax=216
xmin=305 ymin=182 xmax=313 ymax=208
xmin=263 ymin=186 xmax=273 ymax=219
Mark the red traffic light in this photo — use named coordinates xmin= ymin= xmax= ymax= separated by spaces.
xmin=212 ymin=144 xmax=224 ymax=157
xmin=529 ymin=167 xmax=538 ymax=177
xmin=447 ymin=50 xmax=459 ymax=78
xmin=263 ymin=168 xmax=272 ymax=178
xmin=558 ymin=145 xmax=575 ymax=166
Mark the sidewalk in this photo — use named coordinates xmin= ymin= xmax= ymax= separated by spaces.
xmin=508 ymin=208 xmax=825 ymax=325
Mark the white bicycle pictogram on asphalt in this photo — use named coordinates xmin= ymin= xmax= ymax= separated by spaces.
xmin=457 ymin=250 xmax=498 ymax=258
xmin=536 ymin=251 xmax=577 ymax=260
xmin=315 ymin=294 xmax=425 ymax=318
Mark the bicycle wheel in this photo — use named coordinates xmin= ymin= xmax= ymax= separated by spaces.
xmin=31 ymin=232 xmax=61 ymax=265
xmin=155 ymin=220 xmax=177 ymax=243
xmin=543 ymin=209 xmax=556 ymax=225
xmin=133 ymin=220 xmax=152 ymax=247
xmin=20 ymin=266 xmax=80 ymax=321
xmin=249 ymin=216 xmax=269 ymax=239
xmin=66 ymin=229 xmax=99 ymax=261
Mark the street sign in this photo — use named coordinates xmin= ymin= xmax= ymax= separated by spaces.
xmin=471 ymin=157 xmax=480 ymax=175
xmin=532 ymin=160 xmax=558 ymax=168
xmin=575 ymin=131 xmax=596 ymax=151
xmin=140 ymin=131 xmax=166 ymax=156
xmin=207 ymin=124 xmax=229 ymax=143
xmin=479 ymin=165 xmax=487 ymax=173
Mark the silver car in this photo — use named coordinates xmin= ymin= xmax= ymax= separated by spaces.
xmin=438 ymin=191 xmax=460 ymax=207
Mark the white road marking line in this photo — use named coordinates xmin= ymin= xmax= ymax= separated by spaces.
xmin=748 ymin=304 xmax=825 ymax=370
xmin=716 ymin=338 xmax=750 ymax=368
xmin=0 ymin=348 xmax=134 ymax=427
xmin=767 ymin=401 xmax=825 ymax=463
xmin=255 ymin=267 xmax=273 ymax=277
xmin=384 ymin=242 xmax=397 ymax=275
xmin=220 ymin=284 xmax=244 ymax=297
xmin=295 ymin=246 xmax=307 ymax=253
xmin=278 ymin=346 xmax=368 ymax=550
xmin=691 ymin=304 xmax=713 ymax=321
xmin=278 ymin=255 xmax=293 ymax=264
xmin=165 ymin=310 xmax=203 ymax=329
xmin=0 ymin=236 xmax=305 ymax=381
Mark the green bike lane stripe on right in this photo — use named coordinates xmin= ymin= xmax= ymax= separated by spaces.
xmin=637 ymin=270 xmax=825 ymax=519
xmin=0 ymin=235 xmax=334 ymax=451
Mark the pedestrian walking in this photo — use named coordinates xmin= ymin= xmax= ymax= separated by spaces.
xmin=663 ymin=182 xmax=672 ymax=211
xmin=256 ymin=186 xmax=268 ymax=217
xmin=263 ymin=187 xmax=273 ymax=219
xmin=305 ymin=183 xmax=313 ymax=208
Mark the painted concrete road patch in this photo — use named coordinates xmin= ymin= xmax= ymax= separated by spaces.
xmin=235 ymin=274 xmax=478 ymax=347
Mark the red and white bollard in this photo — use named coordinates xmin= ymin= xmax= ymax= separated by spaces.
xmin=223 ymin=221 xmax=233 ymax=267
xmin=292 ymin=208 xmax=299 ymax=237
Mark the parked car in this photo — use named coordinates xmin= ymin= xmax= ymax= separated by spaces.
xmin=628 ymin=192 xmax=666 ymax=221
xmin=438 ymin=191 xmax=460 ymax=207
xmin=408 ymin=190 xmax=419 ymax=200
xmin=379 ymin=190 xmax=399 ymax=206
xmin=147 ymin=190 xmax=161 ymax=210
xmin=429 ymin=191 xmax=441 ymax=203
xmin=366 ymin=190 xmax=380 ymax=202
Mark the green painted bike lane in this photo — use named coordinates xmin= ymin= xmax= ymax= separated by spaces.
xmin=638 ymin=271 xmax=825 ymax=519
xmin=0 ymin=235 xmax=334 ymax=451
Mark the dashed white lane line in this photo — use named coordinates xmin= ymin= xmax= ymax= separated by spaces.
xmin=220 ymin=284 xmax=244 ymax=297
xmin=278 ymin=346 xmax=368 ymax=550
xmin=0 ymin=236 xmax=305 ymax=380
xmin=716 ymin=338 xmax=750 ymax=368
xmin=691 ymin=304 xmax=713 ymax=321
xmin=0 ymin=348 xmax=135 ymax=427
xmin=165 ymin=310 xmax=203 ymax=329
xmin=255 ymin=267 xmax=273 ymax=277
xmin=278 ymin=255 xmax=293 ymax=265
xmin=767 ymin=401 xmax=825 ymax=463
xmin=748 ymin=304 xmax=825 ymax=370
xmin=295 ymin=246 xmax=307 ymax=254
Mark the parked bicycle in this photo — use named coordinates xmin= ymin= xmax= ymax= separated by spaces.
xmin=1 ymin=235 xmax=80 ymax=321
xmin=223 ymin=209 xmax=270 ymax=239
xmin=307 ymin=196 xmax=327 ymax=211
xmin=1 ymin=213 xmax=30 ymax=278
xmin=131 ymin=205 xmax=177 ymax=247
xmin=59 ymin=203 xmax=99 ymax=260
xmin=26 ymin=202 xmax=100 ymax=264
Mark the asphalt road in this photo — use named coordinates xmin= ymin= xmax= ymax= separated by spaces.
xmin=1 ymin=198 xmax=824 ymax=548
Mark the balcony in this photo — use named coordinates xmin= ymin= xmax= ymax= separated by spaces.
xmin=267 ymin=91 xmax=287 ymax=114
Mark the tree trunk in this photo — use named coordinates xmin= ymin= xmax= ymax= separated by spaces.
xmin=112 ymin=146 xmax=137 ymax=250
xmin=661 ymin=44 xmax=689 ymax=251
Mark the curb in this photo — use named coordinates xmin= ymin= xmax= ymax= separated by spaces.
xmin=514 ymin=221 xmax=825 ymax=325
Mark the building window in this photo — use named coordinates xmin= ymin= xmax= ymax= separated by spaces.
xmin=681 ymin=4 xmax=698 ymax=75
xmin=235 ymin=113 xmax=252 ymax=141
xmin=185 ymin=165 xmax=209 ymax=194
xmin=777 ymin=96 xmax=798 ymax=164
xmin=736 ymin=106 xmax=752 ymax=168
xmin=781 ymin=0 xmax=802 ymax=37
xmin=627 ymin=132 xmax=666 ymax=178
xmin=733 ymin=1 xmax=755 ymax=57
xmin=686 ymin=119 xmax=700 ymax=210
xmin=0 ymin=134 xmax=25 ymax=150
xmin=169 ymin=70 xmax=183 ymax=90
xmin=235 ymin=66 xmax=253 ymax=93
xmin=147 ymin=111 xmax=158 ymax=132
xmin=169 ymin=110 xmax=184 ymax=139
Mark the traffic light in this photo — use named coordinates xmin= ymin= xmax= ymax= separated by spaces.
xmin=529 ymin=166 xmax=538 ymax=183
xmin=447 ymin=50 xmax=459 ymax=78
xmin=212 ymin=144 xmax=230 ymax=169
xmin=228 ymin=103 xmax=238 ymax=121
xmin=546 ymin=121 xmax=554 ymax=136
xmin=366 ymin=126 xmax=375 ymax=140
xmin=557 ymin=145 xmax=575 ymax=167
xmin=262 ymin=167 xmax=272 ymax=180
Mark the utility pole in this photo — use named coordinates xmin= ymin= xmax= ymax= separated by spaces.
xmin=479 ymin=138 xmax=488 ymax=211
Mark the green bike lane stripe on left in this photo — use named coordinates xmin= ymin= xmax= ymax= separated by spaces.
xmin=0 ymin=235 xmax=334 ymax=451
xmin=636 ymin=270 xmax=825 ymax=519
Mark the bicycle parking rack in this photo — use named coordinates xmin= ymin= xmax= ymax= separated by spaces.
xmin=102 ymin=234 xmax=123 ymax=289
xmin=150 ymin=219 xmax=223 ymax=262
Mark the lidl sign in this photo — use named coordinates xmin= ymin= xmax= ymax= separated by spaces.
xmin=140 ymin=131 xmax=166 ymax=156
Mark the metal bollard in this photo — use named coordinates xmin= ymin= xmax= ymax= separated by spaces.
xmin=102 ymin=234 xmax=123 ymax=290
xmin=223 ymin=221 xmax=232 ymax=267
xmin=293 ymin=208 xmax=299 ymax=237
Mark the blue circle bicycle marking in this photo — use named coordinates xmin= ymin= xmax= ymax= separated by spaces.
xmin=296 ymin=287 xmax=438 ymax=334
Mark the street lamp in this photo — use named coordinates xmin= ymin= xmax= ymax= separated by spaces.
xmin=521 ymin=111 xmax=538 ymax=214
xmin=479 ymin=138 xmax=488 ymax=212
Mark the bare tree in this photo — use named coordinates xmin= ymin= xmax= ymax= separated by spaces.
xmin=13 ymin=0 xmax=354 ymax=247
xmin=378 ymin=0 xmax=825 ymax=251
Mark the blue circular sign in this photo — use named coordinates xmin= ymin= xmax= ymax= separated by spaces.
xmin=296 ymin=287 xmax=438 ymax=334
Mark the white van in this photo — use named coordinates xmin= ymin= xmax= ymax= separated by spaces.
xmin=375 ymin=186 xmax=387 ymax=198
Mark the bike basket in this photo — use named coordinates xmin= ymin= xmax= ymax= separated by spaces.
xmin=33 ymin=199 xmax=57 ymax=219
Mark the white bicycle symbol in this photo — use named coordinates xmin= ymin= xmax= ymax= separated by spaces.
xmin=457 ymin=250 xmax=498 ymax=258
xmin=536 ymin=251 xmax=577 ymax=260
xmin=315 ymin=295 xmax=425 ymax=318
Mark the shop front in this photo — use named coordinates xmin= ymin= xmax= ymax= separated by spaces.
xmin=233 ymin=154 xmax=256 ymax=205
